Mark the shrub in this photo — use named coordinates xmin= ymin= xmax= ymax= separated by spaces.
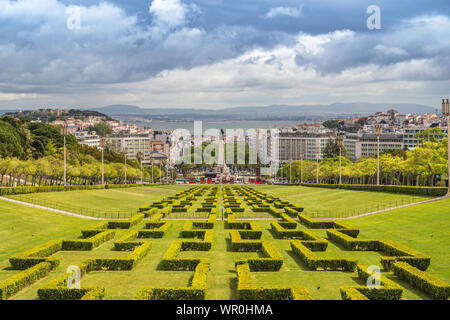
xmin=339 ymin=264 xmax=403 ymax=300
xmin=0 ymin=262 xmax=56 ymax=300
xmin=297 ymin=183 xmax=447 ymax=197
xmin=108 ymin=213 xmax=144 ymax=229
xmin=9 ymin=239 xmax=63 ymax=270
xmin=392 ymin=261 xmax=450 ymax=300
xmin=135 ymin=261 xmax=209 ymax=300
xmin=236 ymin=263 xmax=311 ymax=300
xmin=62 ymin=230 xmax=116 ymax=251
xmin=290 ymin=240 xmax=357 ymax=271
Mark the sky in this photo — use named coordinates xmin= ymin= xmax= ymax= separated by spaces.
xmin=0 ymin=0 xmax=449 ymax=110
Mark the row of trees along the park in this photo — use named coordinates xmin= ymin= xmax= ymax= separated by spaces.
xmin=0 ymin=116 xmax=165 ymax=186
xmin=278 ymin=128 xmax=448 ymax=186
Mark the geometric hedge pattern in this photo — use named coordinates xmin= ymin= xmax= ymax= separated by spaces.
xmin=1 ymin=185 xmax=449 ymax=300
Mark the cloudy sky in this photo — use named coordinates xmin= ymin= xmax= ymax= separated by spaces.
xmin=0 ymin=0 xmax=449 ymax=109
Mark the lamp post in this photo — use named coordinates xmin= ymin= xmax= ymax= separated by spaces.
xmin=315 ymin=146 xmax=320 ymax=184
xmin=442 ymin=98 xmax=450 ymax=195
xmin=60 ymin=124 xmax=69 ymax=186
xmin=100 ymin=139 xmax=106 ymax=185
xmin=300 ymin=153 xmax=304 ymax=184
xmin=337 ymin=134 xmax=344 ymax=185
xmin=374 ymin=125 xmax=383 ymax=185
xmin=124 ymin=152 xmax=127 ymax=184
xmin=137 ymin=152 xmax=143 ymax=184
xmin=151 ymin=158 xmax=154 ymax=184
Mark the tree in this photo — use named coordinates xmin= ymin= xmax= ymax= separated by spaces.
xmin=323 ymin=120 xmax=340 ymax=129
xmin=323 ymin=138 xmax=347 ymax=159
xmin=89 ymin=122 xmax=112 ymax=137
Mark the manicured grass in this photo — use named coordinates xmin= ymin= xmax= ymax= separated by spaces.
xmin=343 ymin=198 xmax=450 ymax=283
xmin=1 ymin=185 xmax=448 ymax=300
xmin=0 ymin=201 xmax=93 ymax=282
xmin=253 ymin=185 xmax=432 ymax=218
xmin=7 ymin=185 xmax=189 ymax=213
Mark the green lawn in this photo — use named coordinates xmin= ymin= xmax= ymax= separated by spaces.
xmin=253 ymin=185 xmax=432 ymax=218
xmin=7 ymin=185 xmax=189 ymax=215
xmin=0 ymin=185 xmax=448 ymax=300
xmin=343 ymin=198 xmax=450 ymax=283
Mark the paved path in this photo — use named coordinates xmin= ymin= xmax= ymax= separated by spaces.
xmin=317 ymin=195 xmax=448 ymax=220
xmin=2 ymin=194 xmax=447 ymax=222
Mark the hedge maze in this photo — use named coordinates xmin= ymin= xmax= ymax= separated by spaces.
xmin=1 ymin=185 xmax=449 ymax=300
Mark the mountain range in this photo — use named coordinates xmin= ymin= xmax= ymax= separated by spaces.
xmin=87 ymin=102 xmax=439 ymax=121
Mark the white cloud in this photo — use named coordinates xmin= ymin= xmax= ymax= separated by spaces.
xmin=149 ymin=0 xmax=200 ymax=39
xmin=265 ymin=6 xmax=303 ymax=19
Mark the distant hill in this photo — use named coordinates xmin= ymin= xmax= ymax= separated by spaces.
xmin=4 ymin=109 xmax=114 ymax=122
xmin=89 ymin=102 xmax=438 ymax=120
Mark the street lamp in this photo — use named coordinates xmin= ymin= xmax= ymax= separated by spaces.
xmin=442 ymin=98 xmax=450 ymax=195
xmin=300 ymin=153 xmax=304 ymax=184
xmin=337 ymin=134 xmax=344 ymax=185
xmin=374 ymin=125 xmax=383 ymax=185
xmin=315 ymin=146 xmax=320 ymax=184
xmin=100 ymin=139 xmax=106 ymax=185
xmin=137 ymin=152 xmax=143 ymax=184
xmin=60 ymin=124 xmax=69 ymax=186
xmin=151 ymin=158 xmax=154 ymax=184
xmin=124 ymin=152 xmax=127 ymax=184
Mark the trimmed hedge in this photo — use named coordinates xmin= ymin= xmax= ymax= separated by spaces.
xmin=0 ymin=262 xmax=56 ymax=300
xmin=232 ymin=238 xmax=283 ymax=271
xmin=87 ymin=242 xmax=152 ymax=271
xmin=9 ymin=239 xmax=63 ymax=270
xmin=108 ymin=213 xmax=144 ymax=229
xmin=392 ymin=261 xmax=450 ymax=300
xmin=62 ymin=230 xmax=116 ymax=251
xmin=339 ymin=264 xmax=403 ymax=300
xmin=139 ymin=222 xmax=172 ymax=239
xmin=290 ymin=240 xmax=357 ymax=271
xmin=327 ymin=230 xmax=430 ymax=271
xmin=37 ymin=271 xmax=105 ymax=300
xmin=0 ymin=183 xmax=160 ymax=196
xmin=236 ymin=263 xmax=312 ymax=300
xmin=135 ymin=261 xmax=209 ymax=300
xmin=296 ymin=183 xmax=447 ymax=197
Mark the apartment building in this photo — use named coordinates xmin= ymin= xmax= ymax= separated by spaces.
xmin=403 ymin=126 xmax=448 ymax=149
xmin=344 ymin=133 xmax=404 ymax=160
xmin=270 ymin=132 xmax=334 ymax=163
xmin=105 ymin=133 xmax=152 ymax=164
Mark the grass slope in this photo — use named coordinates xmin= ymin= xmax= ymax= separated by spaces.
xmin=1 ymin=186 xmax=448 ymax=300
xmin=253 ymin=185 xmax=431 ymax=217
xmin=8 ymin=185 xmax=189 ymax=212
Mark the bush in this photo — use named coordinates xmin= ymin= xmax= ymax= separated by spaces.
xmin=233 ymin=241 xmax=283 ymax=271
xmin=108 ymin=213 xmax=144 ymax=229
xmin=339 ymin=264 xmax=403 ymax=300
xmin=135 ymin=261 xmax=209 ymax=300
xmin=0 ymin=262 xmax=56 ymax=300
xmin=88 ymin=242 xmax=152 ymax=271
xmin=139 ymin=222 xmax=172 ymax=239
xmin=290 ymin=240 xmax=356 ymax=271
xmin=236 ymin=263 xmax=311 ymax=300
xmin=9 ymin=239 xmax=63 ymax=270
xmin=62 ymin=230 xmax=116 ymax=251
xmin=297 ymin=183 xmax=447 ymax=197
xmin=392 ymin=261 xmax=450 ymax=300
xmin=327 ymin=230 xmax=430 ymax=271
